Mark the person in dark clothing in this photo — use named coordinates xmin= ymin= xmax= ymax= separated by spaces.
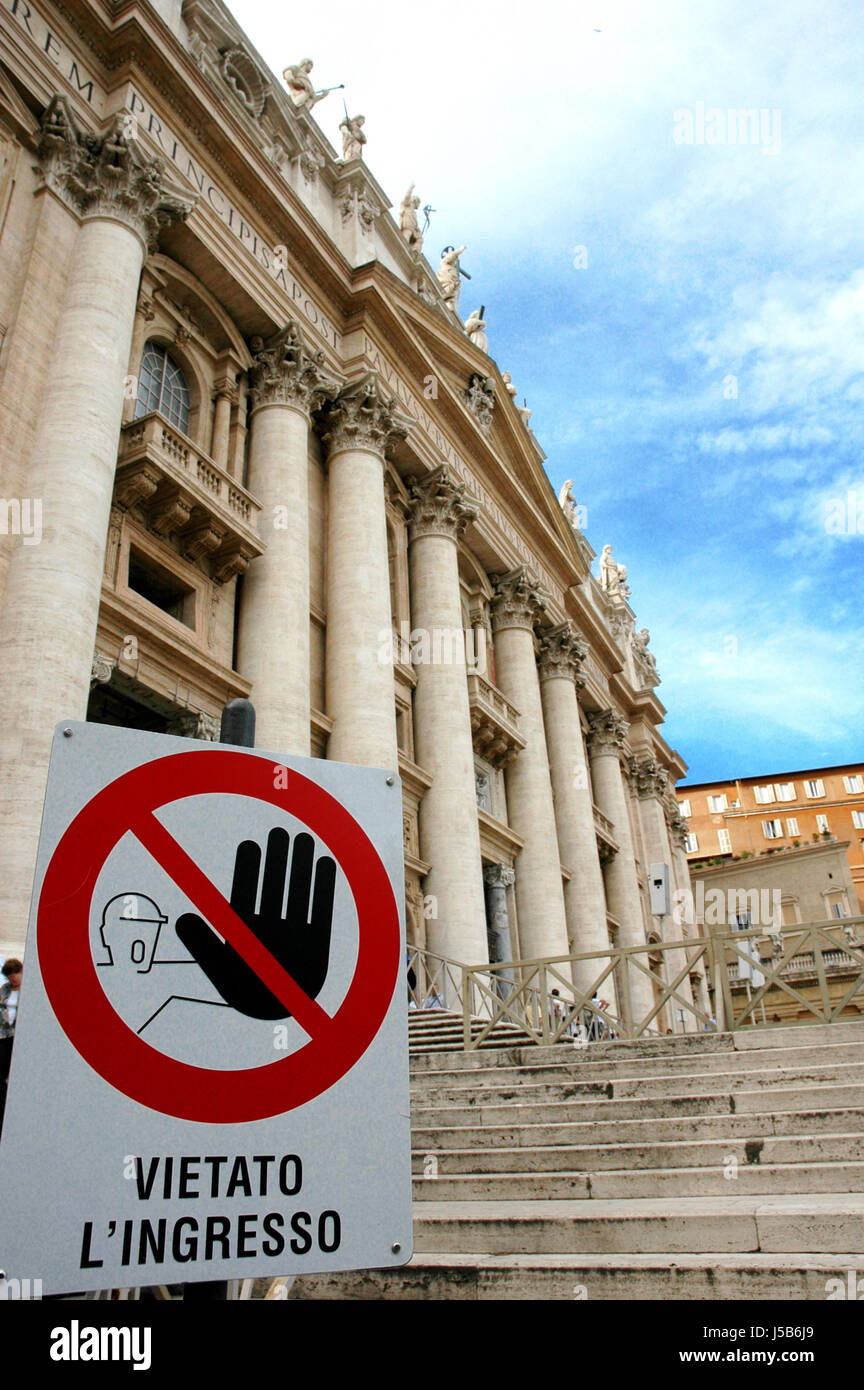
xmin=0 ymin=957 xmax=22 ymax=1136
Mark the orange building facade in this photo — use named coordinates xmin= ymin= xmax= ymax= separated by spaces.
xmin=677 ymin=764 xmax=864 ymax=913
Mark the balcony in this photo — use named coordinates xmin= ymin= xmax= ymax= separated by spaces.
xmin=593 ymin=802 xmax=619 ymax=858
xmin=727 ymin=949 xmax=860 ymax=983
xmin=116 ymin=414 xmax=264 ymax=582
xmin=467 ymin=671 xmax=525 ymax=767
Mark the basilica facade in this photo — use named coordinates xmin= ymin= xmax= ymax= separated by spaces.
xmin=0 ymin=0 xmax=697 ymax=1015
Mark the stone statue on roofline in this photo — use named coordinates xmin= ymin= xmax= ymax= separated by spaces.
xmin=558 ymin=480 xmax=586 ymax=531
xmin=282 ymin=59 xmax=344 ymax=109
xmin=399 ymin=186 xmax=423 ymax=254
xmin=632 ymin=627 xmax=659 ymax=685
xmin=437 ymin=245 xmax=468 ymax=312
xmin=339 ymin=113 xmax=366 ymax=161
xmin=599 ymin=543 xmax=630 ymax=599
xmin=500 ymin=370 xmax=531 ymax=425
xmin=464 ymin=307 xmax=488 ymax=352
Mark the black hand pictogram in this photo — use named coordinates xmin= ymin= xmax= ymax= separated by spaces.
xmin=176 ymin=827 xmax=336 ymax=1020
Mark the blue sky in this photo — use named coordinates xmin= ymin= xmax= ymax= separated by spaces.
xmin=232 ymin=0 xmax=863 ymax=783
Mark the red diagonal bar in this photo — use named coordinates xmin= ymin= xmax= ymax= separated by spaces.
xmin=131 ymin=810 xmax=331 ymax=1039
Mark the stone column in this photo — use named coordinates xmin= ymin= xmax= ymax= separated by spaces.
xmin=538 ymin=624 xmax=610 ymax=993
xmin=632 ymin=757 xmax=696 ymax=1028
xmin=0 ymin=130 xmax=81 ymax=611
xmin=121 ymin=292 xmax=158 ymax=426
xmin=237 ymin=324 xmax=339 ymax=756
xmin=484 ymin=864 xmax=516 ymax=999
xmin=209 ymin=374 xmax=237 ymax=470
xmin=587 ymin=711 xmax=655 ymax=1024
xmin=668 ymin=807 xmax=714 ymax=1023
xmin=407 ymin=467 xmax=487 ymax=965
xmin=318 ymin=374 xmax=408 ymax=771
xmin=492 ymin=569 xmax=570 ymax=963
xmin=483 ymin=865 xmax=516 ymax=965
xmin=0 ymin=100 xmax=193 ymax=953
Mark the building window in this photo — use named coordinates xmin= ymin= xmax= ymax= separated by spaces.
xmin=843 ymin=775 xmax=864 ymax=794
xmin=754 ymin=785 xmax=775 ymax=804
xmin=762 ymin=819 xmax=783 ymax=839
xmin=786 ymin=817 xmax=799 ymax=835
xmin=825 ymin=891 xmax=848 ymax=919
xmin=816 ymin=814 xmax=830 ymax=833
xmin=136 ymin=341 xmax=191 ymax=434
xmin=684 ymin=833 xmax=699 ymax=853
xmin=774 ymin=782 xmax=796 ymax=801
xmin=718 ymin=829 xmax=731 ymax=852
xmin=678 ymin=798 xmax=691 ymax=818
xmin=852 ymin=811 xmax=864 ymax=830
xmin=127 ymin=548 xmax=196 ymax=628
xmin=805 ymin=779 xmax=825 ymax=798
xmin=707 ymin=794 xmax=727 ymax=813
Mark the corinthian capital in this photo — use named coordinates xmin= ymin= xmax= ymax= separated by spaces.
xmin=667 ymin=811 xmax=690 ymax=848
xmin=36 ymin=97 xmax=194 ymax=250
xmin=490 ymin=566 xmax=549 ymax=633
xmin=537 ymin=622 xmax=588 ymax=685
xmin=316 ymin=372 xmax=410 ymax=460
xmin=586 ymin=707 xmax=629 ymax=755
xmin=629 ymin=755 xmax=669 ymax=800
xmin=406 ymin=465 xmax=477 ymax=543
xmin=483 ymin=864 xmax=516 ymax=888
xmin=248 ymin=322 xmax=342 ymax=416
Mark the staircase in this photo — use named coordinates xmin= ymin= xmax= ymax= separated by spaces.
xmin=289 ymin=1020 xmax=864 ymax=1300
xmin=407 ymin=1007 xmax=542 ymax=1053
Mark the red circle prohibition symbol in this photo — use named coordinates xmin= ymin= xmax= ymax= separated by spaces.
xmin=37 ymin=750 xmax=400 ymax=1124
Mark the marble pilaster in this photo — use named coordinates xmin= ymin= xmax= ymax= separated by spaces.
xmin=491 ymin=569 xmax=570 ymax=963
xmin=407 ymin=466 xmax=487 ymax=965
xmin=237 ymin=323 xmax=340 ymax=755
xmin=632 ymin=756 xmax=696 ymax=1028
xmin=538 ymin=624 xmax=610 ymax=993
xmin=0 ymin=100 xmax=193 ymax=952
xmin=319 ymin=374 xmax=408 ymax=771
xmin=587 ymin=711 xmax=655 ymax=1025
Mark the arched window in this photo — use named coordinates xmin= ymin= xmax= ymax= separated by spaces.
xmin=135 ymin=341 xmax=190 ymax=434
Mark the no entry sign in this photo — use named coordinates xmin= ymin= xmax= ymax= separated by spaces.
xmin=0 ymin=723 xmax=412 ymax=1295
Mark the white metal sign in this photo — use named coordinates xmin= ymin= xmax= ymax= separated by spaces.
xmin=0 ymin=722 xmax=412 ymax=1294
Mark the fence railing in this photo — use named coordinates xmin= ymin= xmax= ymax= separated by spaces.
xmin=407 ymin=917 xmax=864 ymax=1050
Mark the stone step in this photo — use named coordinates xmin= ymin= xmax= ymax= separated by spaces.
xmin=412 ymin=1103 xmax=864 ymax=1150
xmin=288 ymin=1252 xmax=864 ymax=1301
xmin=410 ymin=1041 xmax=864 ymax=1087
xmin=411 ymin=1082 xmax=864 ymax=1130
xmin=410 ymin=1061 xmax=864 ymax=1108
xmin=412 ymin=1194 xmax=864 ymax=1255
xmin=411 ymin=1129 xmax=863 ymax=1174
xmin=413 ymin=1093 xmax=734 ymax=1132
xmin=407 ymin=1021 xmax=864 ymax=1073
xmin=411 ymin=1160 xmax=864 ymax=1202
xmin=289 ymin=1021 xmax=864 ymax=1299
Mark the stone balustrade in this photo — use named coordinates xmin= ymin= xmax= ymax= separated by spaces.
xmin=467 ymin=670 xmax=524 ymax=766
xmin=116 ymin=413 xmax=263 ymax=580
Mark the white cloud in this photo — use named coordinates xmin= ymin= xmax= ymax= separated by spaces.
xmin=696 ymin=424 xmax=836 ymax=454
xmin=691 ymin=272 xmax=864 ymax=412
